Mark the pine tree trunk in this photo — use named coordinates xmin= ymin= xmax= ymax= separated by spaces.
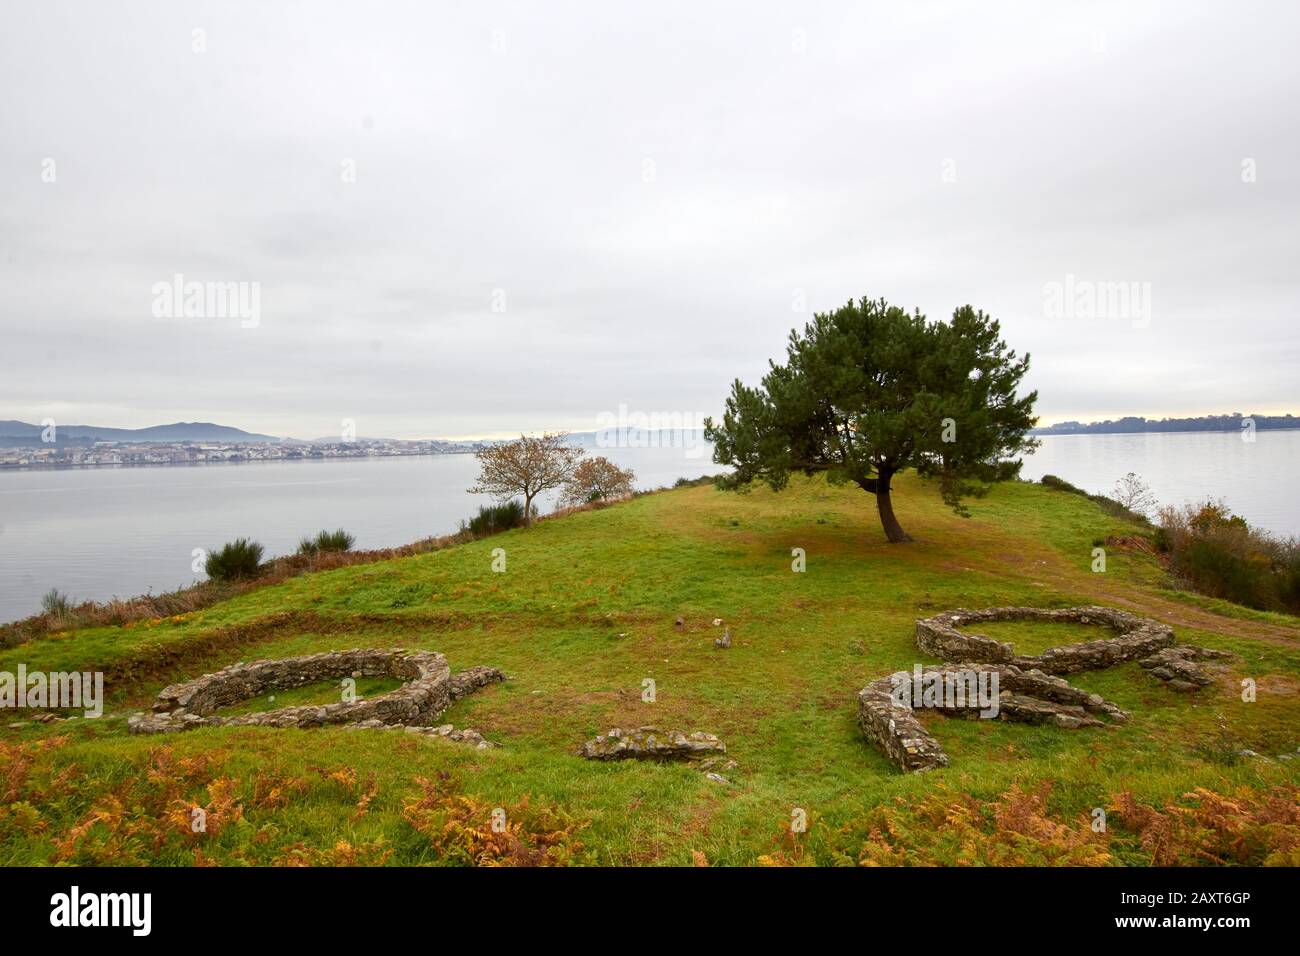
xmin=875 ymin=471 xmax=912 ymax=543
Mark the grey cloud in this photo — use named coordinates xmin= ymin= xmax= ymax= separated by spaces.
xmin=1 ymin=0 xmax=1296 ymax=438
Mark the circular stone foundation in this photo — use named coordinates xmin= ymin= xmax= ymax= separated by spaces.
xmin=858 ymin=606 xmax=1187 ymax=774
xmin=914 ymin=604 xmax=1174 ymax=673
xmin=127 ymin=648 xmax=451 ymax=734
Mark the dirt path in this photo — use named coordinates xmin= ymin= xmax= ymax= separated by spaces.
xmin=960 ymin=542 xmax=1300 ymax=648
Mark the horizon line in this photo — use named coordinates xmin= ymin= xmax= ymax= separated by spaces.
xmin=6 ymin=409 xmax=1299 ymax=444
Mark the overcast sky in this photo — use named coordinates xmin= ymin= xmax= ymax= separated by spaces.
xmin=1 ymin=0 xmax=1297 ymax=439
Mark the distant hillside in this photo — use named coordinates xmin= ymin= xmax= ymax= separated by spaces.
xmin=1033 ymin=413 xmax=1300 ymax=436
xmin=0 ymin=420 xmax=283 ymax=445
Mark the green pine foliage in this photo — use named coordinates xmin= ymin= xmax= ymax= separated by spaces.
xmin=705 ymin=297 xmax=1038 ymax=542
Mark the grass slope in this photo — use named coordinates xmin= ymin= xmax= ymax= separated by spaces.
xmin=3 ymin=473 xmax=1299 ymax=866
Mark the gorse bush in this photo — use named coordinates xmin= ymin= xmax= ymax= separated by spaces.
xmin=1039 ymin=474 xmax=1087 ymax=495
xmin=40 ymin=588 xmax=72 ymax=617
xmin=298 ymin=528 xmax=356 ymax=556
xmin=1158 ymin=500 xmax=1300 ymax=614
xmin=204 ymin=538 xmax=265 ymax=582
xmin=461 ymin=501 xmax=532 ymax=537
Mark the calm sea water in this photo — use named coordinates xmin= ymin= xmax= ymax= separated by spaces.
xmin=1018 ymin=430 xmax=1300 ymax=537
xmin=1 ymin=431 xmax=1296 ymax=623
xmin=0 ymin=444 xmax=715 ymax=623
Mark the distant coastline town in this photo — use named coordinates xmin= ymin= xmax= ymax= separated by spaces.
xmin=0 ymin=438 xmax=488 ymax=470
xmin=0 ymin=419 xmax=489 ymax=469
xmin=0 ymin=420 xmax=704 ymax=470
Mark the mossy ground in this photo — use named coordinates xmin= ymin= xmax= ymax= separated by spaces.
xmin=2 ymin=473 xmax=1298 ymax=865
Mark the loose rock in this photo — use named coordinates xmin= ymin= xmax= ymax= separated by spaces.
xmin=580 ymin=727 xmax=725 ymax=761
xmin=1139 ymin=645 xmax=1228 ymax=690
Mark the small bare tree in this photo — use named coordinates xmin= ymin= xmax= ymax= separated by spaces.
xmin=562 ymin=456 xmax=636 ymax=506
xmin=468 ymin=432 xmax=585 ymax=526
xmin=1112 ymin=472 xmax=1157 ymax=518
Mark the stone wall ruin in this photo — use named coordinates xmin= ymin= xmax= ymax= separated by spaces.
xmin=127 ymin=648 xmax=504 ymax=736
xmin=860 ymin=606 xmax=1229 ymax=773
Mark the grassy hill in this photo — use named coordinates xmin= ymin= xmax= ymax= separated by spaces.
xmin=3 ymin=473 xmax=1299 ymax=865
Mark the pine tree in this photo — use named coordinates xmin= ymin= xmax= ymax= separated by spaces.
xmin=704 ymin=297 xmax=1038 ymax=542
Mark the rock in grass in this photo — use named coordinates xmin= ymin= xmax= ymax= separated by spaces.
xmin=580 ymin=727 xmax=725 ymax=761
xmin=1138 ymin=645 xmax=1227 ymax=690
xmin=696 ymin=756 xmax=738 ymax=772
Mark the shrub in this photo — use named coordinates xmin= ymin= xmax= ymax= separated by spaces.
xmin=298 ymin=529 xmax=356 ymax=556
xmin=561 ymin=457 xmax=635 ymax=507
xmin=1091 ymin=495 xmax=1147 ymax=524
xmin=205 ymin=538 xmax=265 ymax=582
xmin=40 ymin=589 xmax=72 ymax=618
xmin=461 ymin=501 xmax=532 ymax=537
xmin=1112 ymin=472 xmax=1158 ymax=518
xmin=1158 ymin=500 xmax=1300 ymax=614
xmin=1152 ymin=526 xmax=1172 ymax=552
xmin=467 ymin=433 xmax=584 ymax=528
xmin=1039 ymin=474 xmax=1087 ymax=496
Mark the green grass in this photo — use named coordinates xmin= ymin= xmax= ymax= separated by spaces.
xmin=214 ymin=676 xmax=405 ymax=717
xmin=3 ymin=472 xmax=1298 ymax=866
xmin=969 ymin=620 xmax=1126 ymax=656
